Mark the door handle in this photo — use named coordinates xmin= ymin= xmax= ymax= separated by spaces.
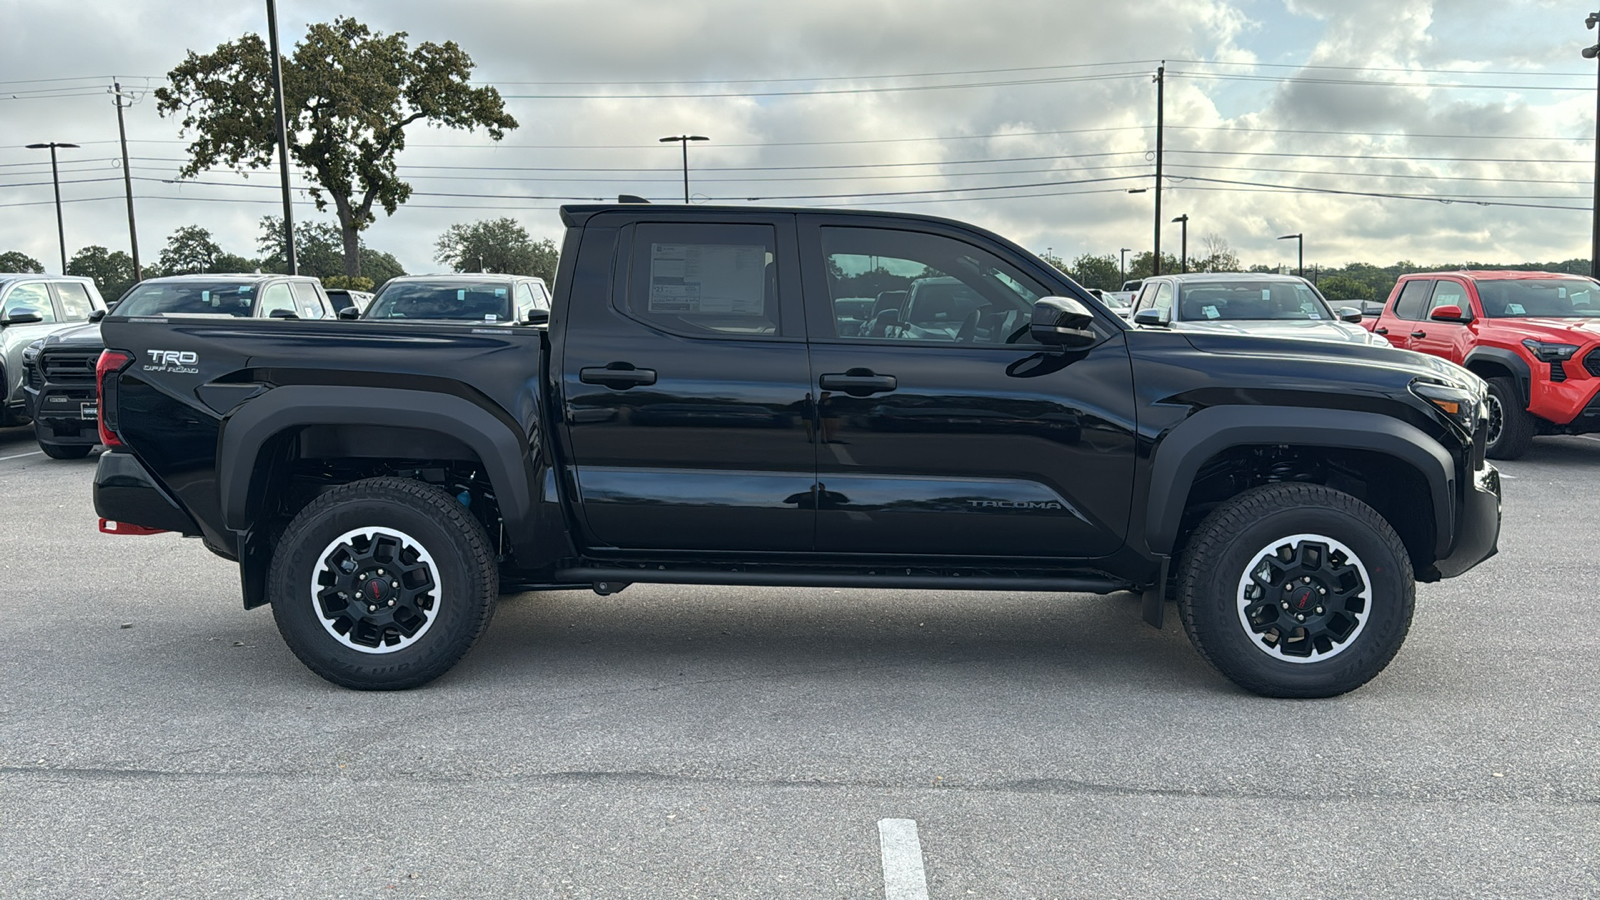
xmin=580 ymin=362 xmax=657 ymax=388
xmin=1410 ymin=330 xmax=1427 ymax=338
xmin=1374 ymin=326 xmax=1389 ymax=335
xmin=819 ymin=369 xmax=897 ymax=396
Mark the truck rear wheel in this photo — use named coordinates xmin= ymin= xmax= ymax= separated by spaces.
xmin=1484 ymin=376 xmax=1535 ymax=460
xmin=1176 ymin=483 xmax=1414 ymax=698
xmin=268 ymin=477 xmax=497 ymax=690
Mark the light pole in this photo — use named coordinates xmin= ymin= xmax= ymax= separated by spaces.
xmin=659 ymin=135 xmax=709 ymax=203
xmin=1171 ymin=215 xmax=1189 ymax=273
xmin=1278 ymin=233 xmax=1304 ymax=277
xmin=25 ymin=142 xmax=78 ymax=273
xmin=1583 ymin=12 xmax=1600 ymax=277
xmin=1119 ymin=247 xmax=1131 ymax=284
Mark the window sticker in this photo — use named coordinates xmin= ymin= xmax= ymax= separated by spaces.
xmin=201 ymin=291 xmax=212 ymax=303
xmin=1202 ymin=305 xmax=1220 ymax=319
xmin=1308 ymin=312 xmax=1321 ymax=319
xmin=1505 ymin=303 xmax=1526 ymax=314
xmin=649 ymin=243 xmax=766 ymax=316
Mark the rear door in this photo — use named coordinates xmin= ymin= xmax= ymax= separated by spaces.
xmin=1376 ymin=278 xmax=1433 ymax=350
xmin=798 ymin=214 xmax=1137 ymax=559
xmin=556 ymin=212 xmax=816 ymax=552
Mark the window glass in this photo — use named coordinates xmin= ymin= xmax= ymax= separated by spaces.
xmin=819 ymin=226 xmax=1048 ymax=345
xmin=2 ymin=283 xmax=57 ymax=322
xmin=1132 ymin=282 xmax=1158 ymax=312
xmin=258 ymin=283 xmax=297 ymax=317
xmin=1392 ymin=280 xmax=1433 ymax=320
xmin=1477 ymin=278 xmax=1600 ymax=318
xmin=1175 ymin=280 xmax=1332 ymax=322
xmin=627 ymin=223 xmax=778 ymax=337
xmin=56 ymin=282 xmax=96 ymax=319
xmin=118 ymin=281 xmax=257 ymax=317
xmin=1151 ymin=283 xmax=1175 ymax=314
xmin=367 ymin=280 xmax=515 ymax=321
xmin=515 ymin=282 xmax=536 ymax=318
xmin=289 ymin=282 xmax=324 ymax=319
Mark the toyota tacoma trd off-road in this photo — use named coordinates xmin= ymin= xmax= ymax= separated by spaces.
xmin=91 ymin=205 xmax=1502 ymax=697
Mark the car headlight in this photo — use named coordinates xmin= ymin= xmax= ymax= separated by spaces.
xmin=1521 ymin=339 xmax=1579 ymax=363
xmin=22 ymin=339 xmax=43 ymax=364
xmin=1410 ymin=380 xmax=1482 ymax=433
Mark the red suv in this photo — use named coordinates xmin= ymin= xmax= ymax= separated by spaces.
xmin=1371 ymin=270 xmax=1600 ymax=458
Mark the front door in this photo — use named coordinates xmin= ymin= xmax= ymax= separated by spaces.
xmin=1409 ymin=278 xmax=1475 ymax=364
xmin=557 ymin=213 xmax=816 ymax=553
xmin=798 ymin=216 xmax=1137 ymax=560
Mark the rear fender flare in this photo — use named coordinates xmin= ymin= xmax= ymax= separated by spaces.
xmin=1144 ymin=405 xmax=1456 ymax=560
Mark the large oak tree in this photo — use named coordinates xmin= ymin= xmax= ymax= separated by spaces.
xmin=156 ymin=17 xmax=517 ymax=277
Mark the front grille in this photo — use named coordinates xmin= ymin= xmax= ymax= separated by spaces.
xmin=26 ymin=360 xmax=43 ymax=389
xmin=1586 ymin=348 xmax=1600 ymax=378
xmin=40 ymin=349 xmax=98 ymax=384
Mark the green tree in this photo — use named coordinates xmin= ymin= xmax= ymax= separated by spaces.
xmin=157 ymin=17 xmax=517 ymax=278
xmin=1315 ymin=274 xmax=1371 ymax=303
xmin=434 ymin=218 xmax=558 ymax=283
xmin=1126 ymin=251 xmax=1182 ymax=281
xmin=258 ymin=215 xmax=406 ymax=284
xmin=1192 ymin=233 xmax=1241 ymax=273
xmin=1068 ymin=253 xmax=1121 ymax=291
xmin=158 ymin=225 xmax=225 ymax=275
xmin=0 ymin=251 xmax=45 ymax=274
xmin=66 ymin=246 xmax=138 ymax=300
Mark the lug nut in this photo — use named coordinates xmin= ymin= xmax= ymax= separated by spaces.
xmin=1302 ymin=577 xmax=1311 ymax=584
xmin=368 ymin=605 xmax=377 ymax=613
xmin=355 ymin=592 xmax=362 ymax=599
xmin=1295 ymin=614 xmax=1306 ymax=622
xmin=387 ymin=599 xmax=395 ymax=607
xmin=1315 ymin=606 xmax=1324 ymax=614
xmin=1281 ymin=602 xmax=1290 ymax=609
xmin=391 ymin=582 xmax=399 ymax=589
xmin=377 ymin=569 xmax=385 ymax=576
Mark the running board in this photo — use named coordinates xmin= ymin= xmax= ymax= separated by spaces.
xmin=554 ymin=566 xmax=1129 ymax=595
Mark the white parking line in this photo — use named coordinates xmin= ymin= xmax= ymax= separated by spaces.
xmin=878 ymin=818 xmax=930 ymax=900
xmin=0 ymin=450 xmax=43 ymax=462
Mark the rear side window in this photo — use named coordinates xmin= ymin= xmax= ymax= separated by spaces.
xmin=1391 ymin=280 xmax=1433 ymax=320
xmin=626 ymin=223 xmax=779 ymax=337
xmin=56 ymin=282 xmax=97 ymax=319
xmin=289 ymin=282 xmax=325 ymax=319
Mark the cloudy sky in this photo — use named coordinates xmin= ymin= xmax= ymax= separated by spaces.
xmin=2 ymin=0 xmax=1596 ymax=277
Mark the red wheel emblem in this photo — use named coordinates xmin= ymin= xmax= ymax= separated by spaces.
xmin=367 ymin=579 xmax=385 ymax=601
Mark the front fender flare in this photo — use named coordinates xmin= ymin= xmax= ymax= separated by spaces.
xmin=1462 ymin=347 xmax=1531 ymax=407
xmin=1144 ymin=405 xmax=1457 ymax=560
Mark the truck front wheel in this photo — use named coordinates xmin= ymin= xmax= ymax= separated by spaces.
xmin=268 ymin=477 xmax=498 ymax=690
xmin=1176 ymin=483 xmax=1414 ymax=698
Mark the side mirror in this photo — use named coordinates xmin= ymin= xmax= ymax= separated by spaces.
xmin=524 ymin=308 xmax=550 ymax=324
xmin=88 ymin=308 xmax=108 ymax=323
xmin=337 ymin=307 xmax=361 ymax=320
xmin=1029 ymin=296 xmax=1097 ymax=348
xmin=1429 ymin=304 xmax=1471 ymax=323
xmin=0 ymin=310 xmax=44 ymax=327
xmin=1132 ymin=307 xmax=1170 ymax=327
xmin=267 ymin=308 xmax=299 ymax=320
xmin=1337 ymin=306 xmax=1363 ymax=323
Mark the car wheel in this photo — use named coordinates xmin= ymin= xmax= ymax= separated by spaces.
xmin=1176 ymin=483 xmax=1414 ymax=698
xmin=1483 ymin=376 xmax=1535 ymax=460
xmin=36 ymin=435 xmax=93 ymax=459
xmin=268 ymin=477 xmax=497 ymax=690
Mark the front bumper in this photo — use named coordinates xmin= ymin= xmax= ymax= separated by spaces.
xmin=1434 ymin=464 xmax=1501 ymax=579
xmin=93 ymin=451 xmax=201 ymax=535
xmin=27 ymin=383 xmax=99 ymax=446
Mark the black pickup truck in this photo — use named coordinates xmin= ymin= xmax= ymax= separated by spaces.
xmin=92 ymin=204 xmax=1501 ymax=697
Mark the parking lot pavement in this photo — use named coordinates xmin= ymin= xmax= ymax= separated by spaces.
xmin=2 ymin=423 xmax=1598 ymax=898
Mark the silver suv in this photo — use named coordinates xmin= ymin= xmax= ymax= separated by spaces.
xmin=0 ymin=274 xmax=106 ymax=426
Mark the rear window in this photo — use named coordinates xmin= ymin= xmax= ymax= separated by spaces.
xmin=117 ymin=281 xmax=257 ymax=317
xmin=1478 ymin=279 xmax=1600 ymax=318
xmin=366 ymin=280 xmax=513 ymax=322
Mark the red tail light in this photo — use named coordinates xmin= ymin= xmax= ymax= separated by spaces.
xmin=96 ymin=350 xmax=132 ymax=448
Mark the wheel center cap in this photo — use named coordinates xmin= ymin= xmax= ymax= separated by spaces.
xmin=366 ymin=578 xmax=385 ymax=602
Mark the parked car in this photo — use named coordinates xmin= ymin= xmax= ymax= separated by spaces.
xmin=325 ymin=288 xmax=374 ymax=315
xmin=0 ymin=274 xmax=106 ymax=426
xmin=1369 ymin=270 xmax=1600 ymax=458
xmin=1104 ymin=279 xmax=1142 ymax=308
xmin=115 ymin=273 xmax=337 ymax=320
xmin=1355 ymin=300 xmax=1386 ymax=333
xmin=1129 ymin=273 xmax=1390 ymax=348
xmin=360 ymin=274 xmax=551 ymax=324
xmin=92 ymin=203 xmax=1499 ymax=698
xmin=22 ymin=323 xmax=104 ymax=458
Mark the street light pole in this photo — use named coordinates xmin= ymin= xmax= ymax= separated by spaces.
xmin=266 ymin=0 xmax=297 ymax=275
xmin=1583 ymin=12 xmax=1600 ymax=278
xmin=1153 ymin=63 xmax=1165 ymax=277
xmin=659 ymin=135 xmax=709 ymax=203
xmin=1171 ymin=215 xmax=1189 ymax=273
xmin=1278 ymin=233 xmax=1304 ymax=277
xmin=1119 ymin=247 xmax=1131 ymax=284
xmin=25 ymin=141 xmax=78 ymax=273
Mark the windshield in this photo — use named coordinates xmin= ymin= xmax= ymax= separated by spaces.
xmin=1177 ymin=281 xmax=1333 ymax=322
xmin=366 ymin=280 xmax=513 ymax=321
xmin=116 ymin=281 xmax=258 ymax=317
xmin=1478 ymin=279 xmax=1600 ymax=318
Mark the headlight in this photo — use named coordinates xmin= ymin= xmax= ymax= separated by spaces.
xmin=1410 ymin=380 xmax=1482 ymax=433
xmin=22 ymin=340 xmax=43 ymax=364
xmin=1521 ymin=339 xmax=1579 ymax=363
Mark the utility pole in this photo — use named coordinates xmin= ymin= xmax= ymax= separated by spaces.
xmin=1153 ymin=63 xmax=1165 ymax=277
xmin=1172 ymin=215 xmax=1189 ymax=273
xmin=110 ymin=82 xmax=142 ymax=281
xmin=1584 ymin=13 xmax=1600 ymax=277
xmin=266 ymin=0 xmax=297 ymax=275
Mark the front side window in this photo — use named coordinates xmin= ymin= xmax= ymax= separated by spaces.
xmin=56 ymin=282 xmax=97 ymax=319
xmin=1176 ymin=280 xmax=1332 ymax=322
xmin=819 ymin=226 xmax=1048 ymax=345
xmin=626 ymin=223 xmax=778 ymax=337
xmin=117 ymin=281 xmax=257 ymax=317
xmin=1151 ymin=283 xmax=1175 ymax=315
xmin=515 ymin=282 xmax=537 ymax=319
xmin=2 ymin=283 xmax=56 ymax=322
xmin=367 ymin=280 xmax=515 ymax=322
xmin=1478 ymin=279 xmax=1600 ymax=318
xmin=289 ymin=282 xmax=325 ymax=319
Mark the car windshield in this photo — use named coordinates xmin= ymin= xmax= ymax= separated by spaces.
xmin=1177 ymin=281 xmax=1333 ymax=322
xmin=366 ymin=280 xmax=513 ymax=321
xmin=116 ymin=281 xmax=258 ymax=317
xmin=1478 ymin=279 xmax=1600 ymax=318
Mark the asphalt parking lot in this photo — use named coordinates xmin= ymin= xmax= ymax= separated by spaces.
xmin=2 ymin=423 xmax=1597 ymax=899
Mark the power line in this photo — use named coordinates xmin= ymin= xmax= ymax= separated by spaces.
xmin=1170 ymin=70 xmax=1594 ymax=93
xmin=498 ymin=71 xmax=1152 ymax=100
xmin=484 ymin=59 xmax=1164 ymax=86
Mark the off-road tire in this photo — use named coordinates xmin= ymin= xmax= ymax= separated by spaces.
xmin=1176 ymin=483 xmax=1414 ymax=698
xmin=268 ymin=477 xmax=497 ymax=690
xmin=1484 ymin=376 xmax=1536 ymax=460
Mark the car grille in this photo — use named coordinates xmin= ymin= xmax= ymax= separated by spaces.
xmin=26 ymin=360 xmax=44 ymax=389
xmin=40 ymin=349 xmax=99 ymax=384
xmin=1586 ymin=348 xmax=1600 ymax=378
